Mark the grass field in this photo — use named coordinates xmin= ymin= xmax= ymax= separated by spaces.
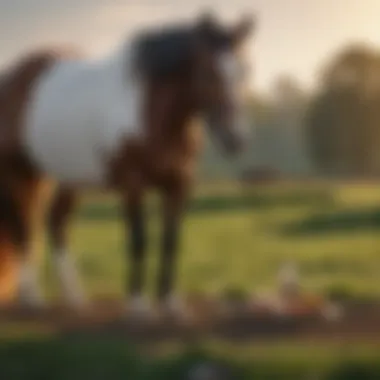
xmin=4 ymin=181 xmax=380 ymax=379
xmin=39 ymin=181 xmax=380 ymax=300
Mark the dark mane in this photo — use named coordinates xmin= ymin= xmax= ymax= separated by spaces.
xmin=133 ymin=22 xmax=231 ymax=79
xmin=133 ymin=25 xmax=195 ymax=78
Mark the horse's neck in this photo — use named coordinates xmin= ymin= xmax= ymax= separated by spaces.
xmin=151 ymin=79 xmax=197 ymax=139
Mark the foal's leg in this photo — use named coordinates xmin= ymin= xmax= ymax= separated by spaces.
xmin=157 ymin=185 xmax=188 ymax=317
xmin=47 ymin=186 xmax=87 ymax=307
xmin=121 ymin=187 xmax=150 ymax=317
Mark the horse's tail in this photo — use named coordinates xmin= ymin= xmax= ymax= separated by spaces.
xmin=0 ymin=185 xmax=18 ymax=304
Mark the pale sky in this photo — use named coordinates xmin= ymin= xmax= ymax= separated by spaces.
xmin=1 ymin=0 xmax=380 ymax=94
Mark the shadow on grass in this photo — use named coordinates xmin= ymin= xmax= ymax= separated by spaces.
xmin=2 ymin=337 xmax=380 ymax=379
xmin=0 ymin=337 xmax=264 ymax=380
xmin=0 ymin=338 xmax=140 ymax=379
xmin=77 ymin=190 xmax=334 ymax=221
xmin=283 ymin=207 xmax=380 ymax=236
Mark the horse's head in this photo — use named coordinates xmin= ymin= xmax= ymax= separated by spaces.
xmin=192 ymin=12 xmax=256 ymax=156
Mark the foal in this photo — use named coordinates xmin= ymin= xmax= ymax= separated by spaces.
xmin=0 ymin=13 xmax=256 ymax=317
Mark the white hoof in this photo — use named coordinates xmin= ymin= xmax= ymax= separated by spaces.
xmin=54 ymin=253 xmax=88 ymax=310
xmin=17 ymin=260 xmax=45 ymax=310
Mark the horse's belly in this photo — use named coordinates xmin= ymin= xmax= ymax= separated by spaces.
xmin=25 ymin=93 xmax=105 ymax=185
xmin=27 ymin=125 xmax=104 ymax=186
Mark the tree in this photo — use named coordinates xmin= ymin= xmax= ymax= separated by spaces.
xmin=263 ymin=75 xmax=312 ymax=174
xmin=271 ymin=74 xmax=307 ymax=112
xmin=306 ymin=43 xmax=380 ymax=177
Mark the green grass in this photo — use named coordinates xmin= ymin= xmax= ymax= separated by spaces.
xmin=5 ymin=181 xmax=380 ymax=378
xmin=2 ymin=337 xmax=380 ymax=379
xmin=38 ymin=181 xmax=380 ymax=299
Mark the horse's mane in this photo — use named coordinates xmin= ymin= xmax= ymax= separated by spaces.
xmin=133 ymin=25 xmax=195 ymax=78
xmin=133 ymin=21 xmax=231 ymax=79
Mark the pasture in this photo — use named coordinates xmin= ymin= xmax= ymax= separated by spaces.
xmin=41 ymin=181 xmax=380 ymax=300
xmin=3 ymin=180 xmax=380 ymax=379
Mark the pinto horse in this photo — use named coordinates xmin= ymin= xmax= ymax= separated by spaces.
xmin=0 ymin=13 xmax=255 ymax=317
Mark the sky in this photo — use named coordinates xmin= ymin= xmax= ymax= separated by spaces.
xmin=1 ymin=0 xmax=380 ymax=94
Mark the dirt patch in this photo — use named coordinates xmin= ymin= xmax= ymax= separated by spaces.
xmin=1 ymin=297 xmax=380 ymax=344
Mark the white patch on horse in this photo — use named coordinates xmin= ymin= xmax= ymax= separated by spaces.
xmin=23 ymin=43 xmax=144 ymax=186
xmin=17 ymin=256 xmax=44 ymax=307
xmin=53 ymin=250 xmax=87 ymax=308
xmin=218 ymin=52 xmax=251 ymax=139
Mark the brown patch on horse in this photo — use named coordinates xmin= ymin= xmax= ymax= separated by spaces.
xmin=0 ymin=47 xmax=82 ymax=154
xmin=0 ymin=173 xmax=54 ymax=304
xmin=106 ymin=79 xmax=204 ymax=191
xmin=0 ymin=47 xmax=80 ymax=302
xmin=0 ymin=232 xmax=17 ymax=304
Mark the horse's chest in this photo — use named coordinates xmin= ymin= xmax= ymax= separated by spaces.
xmin=110 ymin=138 xmax=199 ymax=190
xmin=148 ymin=149 xmax=190 ymax=178
xmin=147 ymin=128 xmax=203 ymax=184
xmin=142 ymin=139 xmax=202 ymax=187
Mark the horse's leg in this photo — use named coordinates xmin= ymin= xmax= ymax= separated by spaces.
xmin=47 ymin=186 xmax=87 ymax=308
xmin=0 ymin=182 xmax=34 ymax=304
xmin=13 ymin=177 xmax=53 ymax=307
xmin=121 ymin=185 xmax=150 ymax=317
xmin=0 ymin=184 xmax=19 ymax=303
xmin=157 ymin=184 xmax=189 ymax=317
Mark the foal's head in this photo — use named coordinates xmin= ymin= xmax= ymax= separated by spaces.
xmin=191 ymin=13 xmax=256 ymax=155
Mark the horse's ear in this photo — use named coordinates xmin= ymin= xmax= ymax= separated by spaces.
xmin=232 ymin=14 xmax=257 ymax=46
xmin=194 ymin=10 xmax=218 ymax=39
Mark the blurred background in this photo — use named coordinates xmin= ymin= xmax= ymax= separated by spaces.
xmin=3 ymin=1 xmax=380 ymax=379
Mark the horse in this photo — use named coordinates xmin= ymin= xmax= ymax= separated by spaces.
xmin=0 ymin=12 xmax=256 ymax=319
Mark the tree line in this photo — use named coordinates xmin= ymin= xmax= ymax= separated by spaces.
xmin=306 ymin=43 xmax=380 ymax=178
xmin=200 ymin=42 xmax=380 ymax=180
